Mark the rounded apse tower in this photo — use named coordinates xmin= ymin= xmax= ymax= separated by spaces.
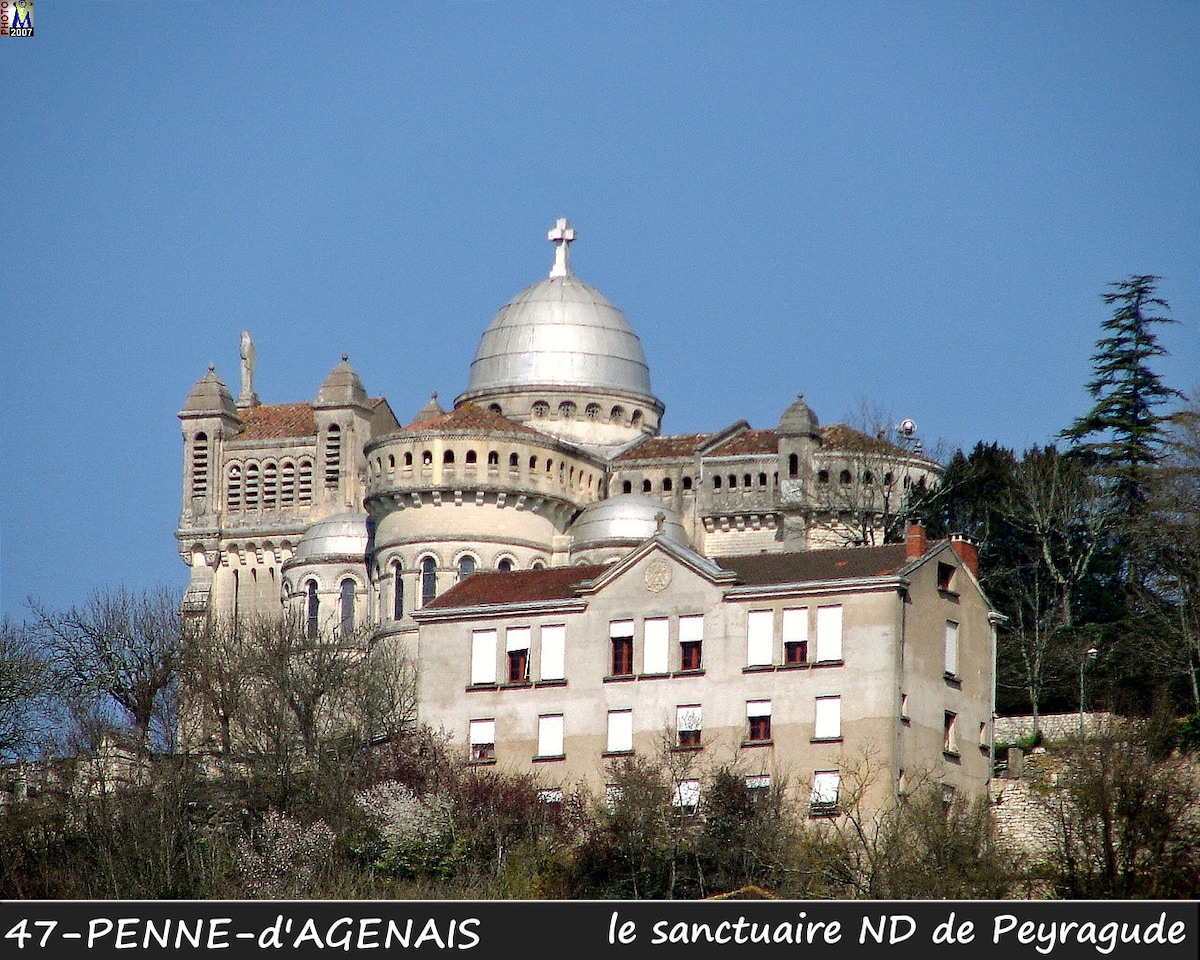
xmin=455 ymin=218 xmax=664 ymax=455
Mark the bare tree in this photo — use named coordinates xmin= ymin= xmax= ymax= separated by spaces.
xmin=0 ymin=616 xmax=54 ymax=761
xmin=31 ymin=587 xmax=181 ymax=750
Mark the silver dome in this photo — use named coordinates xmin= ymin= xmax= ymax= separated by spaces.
xmin=292 ymin=512 xmax=372 ymax=561
xmin=463 ymin=274 xmax=653 ymax=399
xmin=570 ymin=494 xmax=688 ymax=550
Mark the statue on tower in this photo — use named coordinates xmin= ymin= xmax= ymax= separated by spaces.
xmin=238 ymin=330 xmax=259 ymax=408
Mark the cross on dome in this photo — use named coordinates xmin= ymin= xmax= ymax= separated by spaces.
xmin=547 ymin=217 xmax=576 ymax=278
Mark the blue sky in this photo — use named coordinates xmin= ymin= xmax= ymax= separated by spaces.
xmin=2 ymin=2 xmax=1197 ymax=618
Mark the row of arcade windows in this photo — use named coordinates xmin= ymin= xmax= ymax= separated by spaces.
xmin=228 ymin=459 xmax=314 ymax=511
xmin=524 ymin=401 xmax=645 ymax=427
xmin=304 ymin=577 xmax=357 ymax=640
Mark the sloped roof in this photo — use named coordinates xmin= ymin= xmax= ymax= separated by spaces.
xmin=238 ymin=402 xmax=316 ymax=440
xmin=707 ymin=428 xmax=779 ymax=457
xmin=819 ymin=424 xmax=904 ymax=456
xmin=719 ymin=544 xmax=911 ymax=585
xmin=423 ymin=565 xmax=608 ymax=610
xmin=614 ymin=433 xmax=714 ymax=462
xmin=401 ymin=403 xmax=543 ymax=437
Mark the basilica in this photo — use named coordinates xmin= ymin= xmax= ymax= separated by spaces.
xmin=177 ymin=220 xmax=994 ymax=809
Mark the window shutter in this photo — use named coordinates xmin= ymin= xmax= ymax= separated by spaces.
xmin=470 ymin=629 xmax=497 ymax=685
xmin=607 ymin=710 xmax=633 ymax=752
xmin=816 ymin=605 xmax=843 ymax=662
xmin=537 ymin=715 xmax=563 ymax=757
xmin=540 ymin=624 xmax=565 ymax=681
xmin=676 ymin=705 xmax=702 ymax=732
xmin=746 ymin=609 xmax=774 ymax=666
xmin=814 ymin=696 xmax=841 ymax=739
xmin=505 ymin=627 xmax=531 ymax=652
xmin=643 ymin=618 xmax=669 ymax=674
xmin=469 ymin=719 xmax=495 ymax=745
xmin=746 ymin=699 xmax=772 ymax=718
xmin=679 ymin=615 xmax=704 ymax=642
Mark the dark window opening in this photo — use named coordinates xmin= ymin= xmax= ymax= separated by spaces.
xmin=305 ymin=581 xmax=319 ymax=640
xmin=622 ymin=480 xmax=633 ymax=494
xmin=420 ymin=557 xmax=437 ymax=607
xmin=748 ymin=715 xmax=771 ymax=742
xmin=611 ymin=637 xmax=633 ymax=677
xmin=788 ymin=453 xmax=799 ymax=478
xmin=508 ymin=649 xmax=529 ymax=683
xmin=785 ymin=640 xmax=809 ymax=665
xmin=680 ymin=641 xmax=702 ymax=671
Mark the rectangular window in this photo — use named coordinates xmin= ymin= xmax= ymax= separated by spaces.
xmin=506 ymin=626 xmax=531 ymax=682
xmin=605 ymin=784 xmax=623 ymax=812
xmin=672 ymin=778 xmax=701 ymax=814
xmin=676 ymin=704 xmax=702 ymax=748
xmin=944 ymin=711 xmax=958 ymax=754
xmin=816 ymin=605 xmax=843 ymax=662
xmin=537 ymin=788 xmax=563 ymax=803
xmin=607 ymin=709 xmax=633 ymax=753
xmin=746 ymin=609 xmax=774 ymax=666
xmin=810 ymin=770 xmax=840 ymax=815
xmin=643 ymin=617 xmax=669 ymax=674
xmin=814 ymin=696 xmax=841 ymax=740
xmin=900 ymin=693 xmax=910 ymax=720
xmin=746 ymin=699 xmax=772 ymax=742
xmin=938 ymin=561 xmax=956 ymax=592
xmin=610 ymin=620 xmax=634 ymax=677
xmin=537 ymin=714 xmax=564 ymax=758
xmin=944 ymin=620 xmax=959 ymax=677
xmin=470 ymin=629 xmax=497 ymax=685
xmin=679 ymin=615 xmax=704 ymax=671
xmin=469 ymin=719 xmax=495 ymax=762
xmin=782 ymin=606 xmax=808 ymax=664
xmin=540 ymin=624 xmax=566 ymax=681
xmin=745 ymin=774 xmax=771 ymax=801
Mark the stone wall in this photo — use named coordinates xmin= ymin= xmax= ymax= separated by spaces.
xmin=994 ymin=712 xmax=1114 ymax=743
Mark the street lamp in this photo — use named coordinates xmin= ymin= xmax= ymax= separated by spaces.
xmin=1079 ymin=646 xmax=1099 ymax=734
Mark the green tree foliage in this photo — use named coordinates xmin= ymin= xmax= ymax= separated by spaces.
xmin=1062 ymin=275 xmax=1184 ymax=520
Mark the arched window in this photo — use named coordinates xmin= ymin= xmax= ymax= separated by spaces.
xmin=457 ymin=555 xmax=476 ymax=581
xmin=728 ymin=475 xmax=737 ymax=488
xmin=863 ymin=470 xmax=874 ymax=485
xmin=713 ymin=476 xmax=722 ymax=490
xmin=422 ymin=450 xmax=433 ymax=466
xmin=324 ymin=424 xmax=341 ymax=489
xmin=884 ymin=472 xmax=895 ymax=486
xmin=388 ymin=454 xmax=395 ymax=469
xmin=488 ymin=403 xmax=502 ymax=415
xmin=788 ymin=453 xmax=799 ymax=478
xmin=531 ymin=560 xmax=546 ymax=570
xmin=662 ymin=477 xmax=673 ymax=492
xmin=487 ymin=450 xmax=499 ymax=466
xmin=509 ymin=452 xmax=519 ymax=468
xmin=682 ymin=476 xmax=693 ymax=491
xmin=403 ymin=451 xmax=413 ymax=467
xmin=244 ymin=462 xmax=260 ymax=510
xmin=610 ymin=405 xmax=624 ymax=423
xmin=280 ymin=460 xmax=296 ymax=505
xmin=758 ymin=473 xmax=767 ymax=487
xmin=443 ymin=449 xmax=455 ymax=464
xmin=529 ymin=455 xmax=538 ymax=470
xmin=642 ymin=479 xmax=652 ymax=492
xmin=392 ymin=561 xmax=404 ymax=620
xmin=839 ymin=469 xmax=852 ymax=485
xmin=743 ymin=474 xmax=752 ymax=488
xmin=497 ymin=558 xmax=513 ymax=573
xmin=546 ymin=459 xmax=553 ymax=474
xmin=339 ymin=579 xmax=355 ymax=636
xmin=306 ymin=580 xmax=319 ymax=639
xmin=585 ymin=403 xmax=601 ymax=420
xmin=227 ymin=463 xmax=242 ymax=511
xmin=532 ymin=401 xmax=549 ymax=418
xmin=262 ymin=461 xmax=278 ymax=509
xmin=818 ymin=469 xmax=830 ymax=484
xmin=192 ymin=432 xmax=209 ymax=498
xmin=298 ymin=459 xmax=313 ymax=503
xmin=631 ymin=410 xmax=643 ymax=428
xmin=559 ymin=400 xmax=576 ymax=419
xmin=420 ymin=557 xmax=437 ymax=607
xmin=622 ymin=480 xmax=633 ymax=494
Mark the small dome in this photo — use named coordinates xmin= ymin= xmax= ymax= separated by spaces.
xmin=778 ymin=392 xmax=819 ymax=437
xmin=292 ymin=512 xmax=372 ymax=562
xmin=316 ymin=355 xmax=368 ymax=407
xmin=181 ymin=366 xmax=237 ymax=417
xmin=570 ymin=494 xmax=688 ymax=550
xmin=411 ymin=391 xmax=446 ymax=425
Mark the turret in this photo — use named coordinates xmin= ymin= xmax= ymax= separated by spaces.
xmin=313 ymin=354 xmax=374 ymax=511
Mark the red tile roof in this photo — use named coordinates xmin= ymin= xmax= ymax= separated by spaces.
xmin=707 ymin=428 xmax=779 ymax=456
xmin=401 ymin=403 xmax=543 ymax=437
xmin=238 ymin=402 xmax=316 ymax=440
xmin=719 ymin=544 xmax=911 ymax=585
xmin=423 ymin=565 xmax=610 ymax=610
xmin=819 ymin=424 xmax=905 ymax=456
xmin=615 ymin=433 xmax=714 ymax=462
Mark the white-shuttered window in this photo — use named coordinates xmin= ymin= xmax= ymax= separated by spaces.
xmin=506 ymin=626 xmax=531 ymax=682
xmin=679 ymin=615 xmax=704 ymax=671
xmin=944 ymin=620 xmax=959 ymax=677
xmin=676 ymin=704 xmax=702 ymax=748
xmin=643 ymin=618 xmax=669 ymax=675
xmin=607 ymin=709 xmax=633 ymax=753
xmin=672 ymin=778 xmax=701 ymax=814
xmin=746 ymin=609 xmax=774 ymax=666
xmin=540 ymin=624 xmax=565 ymax=681
xmin=816 ymin=605 xmax=843 ymax=662
xmin=814 ymin=696 xmax=841 ymax=740
xmin=810 ymin=770 xmax=840 ymax=814
xmin=537 ymin=714 xmax=564 ymax=758
xmin=469 ymin=719 xmax=495 ymax=762
xmin=783 ymin=607 xmax=809 ymax=664
xmin=470 ymin=629 xmax=497 ymax=685
xmin=610 ymin=620 xmax=634 ymax=677
xmin=746 ymin=699 xmax=772 ymax=742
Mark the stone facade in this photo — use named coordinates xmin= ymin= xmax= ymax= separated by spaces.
xmin=175 ymin=219 xmax=977 ymax=810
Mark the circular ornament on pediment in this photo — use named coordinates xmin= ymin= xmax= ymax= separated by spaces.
xmin=644 ymin=559 xmax=672 ymax=593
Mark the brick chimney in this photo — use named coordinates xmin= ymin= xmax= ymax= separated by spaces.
xmin=905 ymin=521 xmax=927 ymax=560
xmin=950 ymin=534 xmax=980 ymax=578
